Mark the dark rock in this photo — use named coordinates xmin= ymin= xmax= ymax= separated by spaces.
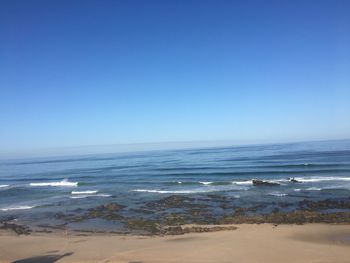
xmin=163 ymin=226 xmax=183 ymax=235
xmin=36 ymin=197 xmax=350 ymax=236
xmin=298 ymin=198 xmax=350 ymax=211
xmin=104 ymin=203 xmax=125 ymax=211
xmin=54 ymin=202 xmax=126 ymax=223
xmin=220 ymin=203 xmax=233 ymax=210
xmin=0 ymin=222 xmax=31 ymax=235
xmin=35 ymin=229 xmax=53 ymax=233
xmin=37 ymin=224 xmax=67 ymax=230
xmin=145 ymin=195 xmax=197 ymax=210
xmin=289 ymin=178 xmax=301 ymax=183
xmin=126 ymin=219 xmax=160 ymax=235
xmin=278 ymin=202 xmax=293 ymax=208
xmin=272 ymin=207 xmax=280 ymax=213
xmin=252 ymin=179 xmax=280 ymax=186
xmin=234 ymin=207 xmax=247 ymax=215
xmin=163 ymin=213 xmax=188 ymax=225
xmin=130 ymin=208 xmax=154 ymax=214
xmin=206 ymin=194 xmax=229 ymax=202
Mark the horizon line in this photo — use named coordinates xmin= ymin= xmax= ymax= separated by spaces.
xmin=1 ymin=137 xmax=349 ymax=161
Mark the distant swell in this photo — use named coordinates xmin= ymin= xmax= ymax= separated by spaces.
xmin=146 ymin=169 xmax=350 ymax=177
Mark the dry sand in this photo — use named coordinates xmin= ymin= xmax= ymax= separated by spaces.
xmin=0 ymin=224 xmax=349 ymax=263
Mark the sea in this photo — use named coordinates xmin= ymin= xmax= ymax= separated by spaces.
xmin=1 ymin=139 xmax=350 ymax=231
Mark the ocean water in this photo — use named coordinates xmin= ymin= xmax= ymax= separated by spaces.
xmin=1 ymin=140 xmax=350 ymax=230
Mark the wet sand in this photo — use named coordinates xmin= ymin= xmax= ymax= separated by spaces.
xmin=0 ymin=224 xmax=349 ymax=263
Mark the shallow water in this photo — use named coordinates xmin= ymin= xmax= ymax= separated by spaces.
xmin=1 ymin=139 xmax=350 ymax=230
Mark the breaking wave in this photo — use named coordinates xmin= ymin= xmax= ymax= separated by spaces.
xmin=132 ymin=188 xmax=220 ymax=194
xmin=294 ymin=176 xmax=350 ymax=182
xmin=29 ymin=179 xmax=78 ymax=187
xmin=199 ymin=181 xmax=213 ymax=185
xmin=1 ymin=205 xmax=35 ymax=211
xmin=70 ymin=194 xmax=111 ymax=199
xmin=71 ymin=190 xmax=98 ymax=195
xmin=268 ymin=192 xmax=288 ymax=197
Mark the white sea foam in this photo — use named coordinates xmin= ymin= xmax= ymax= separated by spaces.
xmin=71 ymin=190 xmax=98 ymax=195
xmin=30 ymin=179 xmax=78 ymax=187
xmin=234 ymin=177 xmax=350 ymax=185
xmin=199 ymin=181 xmax=212 ymax=185
xmin=233 ymin=180 xmax=252 ymax=185
xmin=294 ymin=186 xmax=349 ymax=191
xmin=268 ymin=192 xmax=288 ymax=197
xmin=294 ymin=177 xmax=350 ymax=183
xmin=132 ymin=188 xmax=218 ymax=194
xmin=0 ymin=185 xmax=9 ymax=188
xmin=305 ymin=187 xmax=322 ymax=191
xmin=1 ymin=205 xmax=34 ymax=211
xmin=273 ymin=179 xmax=290 ymax=183
xmin=70 ymin=194 xmax=111 ymax=199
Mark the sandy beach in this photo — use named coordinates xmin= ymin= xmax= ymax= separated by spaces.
xmin=0 ymin=224 xmax=349 ymax=263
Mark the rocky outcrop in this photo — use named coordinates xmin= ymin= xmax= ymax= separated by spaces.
xmin=126 ymin=219 xmax=161 ymax=235
xmin=145 ymin=195 xmax=205 ymax=210
xmin=289 ymin=178 xmax=301 ymax=183
xmin=252 ymin=179 xmax=280 ymax=186
xmin=55 ymin=202 xmax=125 ymax=222
xmin=298 ymin=199 xmax=350 ymax=211
xmin=47 ymin=197 xmax=350 ymax=236
xmin=0 ymin=221 xmax=31 ymax=235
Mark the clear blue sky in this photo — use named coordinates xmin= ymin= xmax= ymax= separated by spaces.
xmin=0 ymin=0 xmax=349 ymax=157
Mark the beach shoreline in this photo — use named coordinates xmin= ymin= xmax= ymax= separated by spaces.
xmin=1 ymin=195 xmax=350 ymax=236
xmin=0 ymin=223 xmax=349 ymax=262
